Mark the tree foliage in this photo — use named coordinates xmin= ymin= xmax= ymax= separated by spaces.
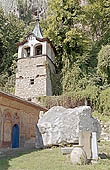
xmin=0 ymin=9 xmax=25 ymax=74
xmin=83 ymin=0 xmax=110 ymax=43
xmin=99 ymin=88 xmax=110 ymax=115
xmin=43 ymin=0 xmax=91 ymax=93
xmin=0 ymin=8 xmax=25 ymax=92
xmin=41 ymin=0 xmax=110 ymax=115
xmin=97 ymin=45 xmax=110 ymax=86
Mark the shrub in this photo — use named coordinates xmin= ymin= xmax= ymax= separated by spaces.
xmin=97 ymin=45 xmax=110 ymax=85
xmin=99 ymin=87 xmax=110 ymax=115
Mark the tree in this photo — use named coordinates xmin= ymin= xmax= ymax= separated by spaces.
xmin=97 ymin=45 xmax=110 ymax=86
xmin=99 ymin=88 xmax=110 ymax=115
xmin=82 ymin=0 xmax=110 ymax=44
xmin=0 ymin=9 xmax=25 ymax=74
xmin=42 ymin=0 xmax=91 ymax=93
xmin=0 ymin=9 xmax=26 ymax=93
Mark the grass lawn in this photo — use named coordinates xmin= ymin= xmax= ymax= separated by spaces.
xmin=0 ymin=141 xmax=110 ymax=170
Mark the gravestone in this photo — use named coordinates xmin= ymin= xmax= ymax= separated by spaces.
xmin=70 ymin=145 xmax=87 ymax=165
xmin=79 ymin=131 xmax=92 ymax=159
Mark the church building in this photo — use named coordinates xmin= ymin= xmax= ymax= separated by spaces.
xmin=15 ymin=15 xmax=56 ymax=102
xmin=0 ymin=91 xmax=47 ymax=148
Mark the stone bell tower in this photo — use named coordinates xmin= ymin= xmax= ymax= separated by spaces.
xmin=15 ymin=13 xmax=56 ymax=101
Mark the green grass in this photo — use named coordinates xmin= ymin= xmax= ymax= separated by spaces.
xmin=0 ymin=142 xmax=110 ymax=170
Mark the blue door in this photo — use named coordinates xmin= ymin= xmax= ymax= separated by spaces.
xmin=12 ymin=124 xmax=19 ymax=148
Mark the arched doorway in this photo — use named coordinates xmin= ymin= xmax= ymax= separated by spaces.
xmin=12 ymin=124 xmax=19 ymax=148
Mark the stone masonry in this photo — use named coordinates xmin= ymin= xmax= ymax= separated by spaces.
xmin=15 ymin=55 xmax=55 ymax=100
xmin=15 ymin=18 xmax=56 ymax=101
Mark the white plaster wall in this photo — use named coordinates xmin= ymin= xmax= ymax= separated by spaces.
xmin=18 ymin=35 xmax=47 ymax=59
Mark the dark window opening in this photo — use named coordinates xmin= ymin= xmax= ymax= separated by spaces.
xmin=19 ymin=76 xmax=23 ymax=79
xmin=35 ymin=45 xmax=42 ymax=55
xmin=25 ymin=47 xmax=30 ymax=57
xmin=36 ymin=64 xmax=44 ymax=67
xmin=30 ymin=79 xmax=34 ymax=85
xmin=27 ymin=98 xmax=32 ymax=101
xmin=36 ymin=75 xmax=40 ymax=78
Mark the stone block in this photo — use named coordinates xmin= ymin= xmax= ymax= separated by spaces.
xmin=36 ymin=106 xmax=101 ymax=147
xmin=70 ymin=145 xmax=87 ymax=165
xmin=61 ymin=147 xmax=73 ymax=155
xmin=79 ymin=131 xmax=92 ymax=159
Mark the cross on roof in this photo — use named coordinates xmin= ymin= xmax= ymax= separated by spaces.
xmin=32 ymin=9 xmax=43 ymax=39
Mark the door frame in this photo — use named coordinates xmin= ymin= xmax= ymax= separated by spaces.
xmin=12 ymin=124 xmax=19 ymax=148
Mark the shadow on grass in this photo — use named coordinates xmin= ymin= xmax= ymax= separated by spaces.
xmin=0 ymin=148 xmax=42 ymax=170
xmin=0 ymin=156 xmax=9 ymax=170
xmin=99 ymin=152 xmax=110 ymax=160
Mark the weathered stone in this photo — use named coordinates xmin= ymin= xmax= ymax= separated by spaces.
xmin=61 ymin=147 xmax=73 ymax=155
xmin=36 ymin=106 xmax=101 ymax=147
xmin=0 ymin=0 xmax=47 ymax=18
xmin=79 ymin=131 xmax=92 ymax=159
xmin=0 ymin=0 xmax=87 ymax=16
xmin=35 ymin=125 xmax=44 ymax=149
xmin=70 ymin=146 xmax=87 ymax=165
xmin=91 ymin=132 xmax=98 ymax=160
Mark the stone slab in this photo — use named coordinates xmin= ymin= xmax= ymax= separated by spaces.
xmin=79 ymin=131 xmax=92 ymax=159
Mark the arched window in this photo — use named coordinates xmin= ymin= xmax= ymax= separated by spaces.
xmin=35 ymin=45 xmax=42 ymax=55
xmin=22 ymin=46 xmax=30 ymax=58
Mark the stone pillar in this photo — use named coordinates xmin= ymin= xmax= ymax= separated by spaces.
xmin=91 ymin=132 xmax=98 ymax=160
xmin=18 ymin=46 xmax=22 ymax=59
xmin=79 ymin=131 xmax=92 ymax=159
xmin=42 ymin=42 xmax=46 ymax=55
xmin=30 ymin=45 xmax=34 ymax=57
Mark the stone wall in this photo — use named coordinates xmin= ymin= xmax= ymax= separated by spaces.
xmin=15 ymin=56 xmax=47 ymax=100
xmin=16 ymin=56 xmax=55 ymax=100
